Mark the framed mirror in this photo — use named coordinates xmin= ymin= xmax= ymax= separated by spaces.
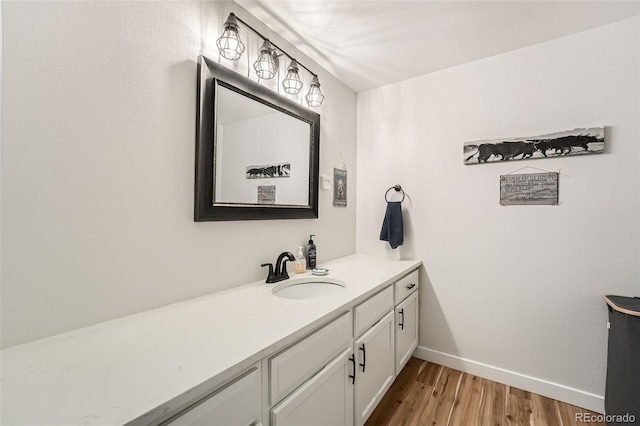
xmin=195 ymin=56 xmax=320 ymax=221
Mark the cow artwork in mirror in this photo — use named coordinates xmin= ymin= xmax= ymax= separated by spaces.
xmin=195 ymin=56 xmax=320 ymax=221
xmin=246 ymin=163 xmax=291 ymax=179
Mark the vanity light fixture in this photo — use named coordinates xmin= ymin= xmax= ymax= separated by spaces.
xmin=216 ymin=12 xmax=325 ymax=107
xmin=282 ymin=59 xmax=303 ymax=95
xmin=253 ymin=39 xmax=278 ymax=80
xmin=305 ymin=75 xmax=325 ymax=107
xmin=216 ymin=13 xmax=245 ymax=61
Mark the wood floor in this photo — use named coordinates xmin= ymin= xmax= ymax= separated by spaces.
xmin=365 ymin=358 xmax=605 ymax=426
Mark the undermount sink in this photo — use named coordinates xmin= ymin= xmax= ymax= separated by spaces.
xmin=272 ymin=277 xmax=346 ymax=300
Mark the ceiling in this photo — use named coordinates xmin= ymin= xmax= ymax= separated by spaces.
xmin=236 ymin=0 xmax=640 ymax=93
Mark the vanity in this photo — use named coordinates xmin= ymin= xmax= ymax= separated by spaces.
xmin=1 ymin=255 xmax=421 ymax=425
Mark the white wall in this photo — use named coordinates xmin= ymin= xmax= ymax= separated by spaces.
xmin=1 ymin=1 xmax=357 ymax=349
xmin=357 ymin=17 xmax=639 ymax=412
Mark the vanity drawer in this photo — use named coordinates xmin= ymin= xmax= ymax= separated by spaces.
xmin=395 ymin=269 xmax=419 ymax=304
xmin=161 ymin=363 xmax=261 ymax=426
xmin=354 ymin=285 xmax=393 ymax=337
xmin=269 ymin=311 xmax=352 ymax=405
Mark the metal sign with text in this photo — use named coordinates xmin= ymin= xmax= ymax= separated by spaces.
xmin=500 ymin=172 xmax=559 ymax=206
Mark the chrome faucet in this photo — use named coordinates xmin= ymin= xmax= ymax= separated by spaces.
xmin=261 ymin=251 xmax=295 ymax=283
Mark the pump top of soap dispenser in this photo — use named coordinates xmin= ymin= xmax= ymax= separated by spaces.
xmin=308 ymin=234 xmax=315 ymax=244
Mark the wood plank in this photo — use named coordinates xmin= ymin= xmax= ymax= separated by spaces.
xmin=505 ymin=386 xmax=532 ymax=426
xmin=447 ymin=372 xmax=483 ymax=425
xmin=399 ymin=362 xmax=444 ymax=426
xmin=394 ymin=378 xmax=436 ymax=426
xmin=416 ymin=360 xmax=443 ymax=387
xmin=478 ymin=377 xmax=506 ymax=425
xmin=528 ymin=392 xmax=560 ymax=426
xmin=365 ymin=357 xmax=421 ymax=426
xmin=415 ymin=366 xmax=463 ymax=425
xmin=366 ymin=358 xmax=605 ymax=426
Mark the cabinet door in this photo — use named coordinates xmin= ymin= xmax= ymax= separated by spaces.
xmin=270 ymin=311 xmax=352 ymax=405
xmin=395 ymin=290 xmax=419 ymax=375
xmin=354 ymin=311 xmax=395 ymax=426
xmin=162 ymin=363 xmax=262 ymax=426
xmin=271 ymin=348 xmax=354 ymax=426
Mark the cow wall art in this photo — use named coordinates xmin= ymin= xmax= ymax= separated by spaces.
xmin=246 ymin=163 xmax=291 ymax=179
xmin=463 ymin=127 xmax=604 ymax=165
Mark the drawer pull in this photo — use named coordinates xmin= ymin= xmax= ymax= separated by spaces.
xmin=348 ymin=354 xmax=356 ymax=384
xmin=406 ymin=283 xmax=416 ymax=290
xmin=359 ymin=343 xmax=366 ymax=373
xmin=399 ymin=308 xmax=405 ymax=330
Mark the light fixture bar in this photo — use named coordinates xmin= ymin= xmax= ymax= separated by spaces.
xmin=232 ymin=14 xmax=317 ymax=82
xmin=217 ymin=12 xmax=324 ymax=107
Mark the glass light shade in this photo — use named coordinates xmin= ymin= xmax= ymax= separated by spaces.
xmin=253 ymin=40 xmax=278 ymax=80
xmin=305 ymin=76 xmax=325 ymax=107
xmin=282 ymin=60 xmax=303 ymax=95
xmin=216 ymin=14 xmax=245 ymax=61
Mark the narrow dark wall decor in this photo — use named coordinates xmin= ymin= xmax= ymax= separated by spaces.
xmin=464 ymin=127 xmax=604 ymax=165
xmin=500 ymin=172 xmax=559 ymax=205
xmin=333 ymin=168 xmax=347 ymax=206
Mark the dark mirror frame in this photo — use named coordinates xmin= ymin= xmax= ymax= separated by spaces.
xmin=194 ymin=56 xmax=320 ymax=221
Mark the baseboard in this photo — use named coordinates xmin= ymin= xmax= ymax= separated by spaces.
xmin=413 ymin=346 xmax=604 ymax=414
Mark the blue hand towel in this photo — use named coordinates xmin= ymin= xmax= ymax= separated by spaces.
xmin=380 ymin=202 xmax=403 ymax=249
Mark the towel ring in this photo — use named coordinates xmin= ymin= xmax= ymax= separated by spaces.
xmin=385 ymin=185 xmax=405 ymax=202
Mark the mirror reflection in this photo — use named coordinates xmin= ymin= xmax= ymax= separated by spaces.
xmin=214 ymin=85 xmax=311 ymax=206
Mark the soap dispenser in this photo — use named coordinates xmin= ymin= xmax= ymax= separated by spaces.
xmin=294 ymin=246 xmax=306 ymax=274
xmin=305 ymin=235 xmax=317 ymax=270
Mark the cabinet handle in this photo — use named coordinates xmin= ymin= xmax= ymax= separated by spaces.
xmin=348 ymin=354 xmax=356 ymax=384
xmin=406 ymin=283 xmax=416 ymax=290
xmin=359 ymin=343 xmax=366 ymax=373
xmin=399 ymin=308 xmax=405 ymax=330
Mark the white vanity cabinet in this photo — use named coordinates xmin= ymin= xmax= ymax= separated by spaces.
xmin=394 ymin=269 xmax=420 ymax=375
xmin=268 ymin=312 xmax=353 ymax=426
xmin=2 ymin=255 xmax=425 ymax=426
xmin=270 ymin=348 xmax=354 ymax=426
xmin=161 ymin=363 xmax=262 ymax=426
xmin=156 ymin=271 xmax=419 ymax=426
xmin=352 ymin=286 xmax=395 ymax=426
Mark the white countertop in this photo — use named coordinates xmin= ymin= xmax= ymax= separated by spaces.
xmin=1 ymin=254 xmax=422 ymax=426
